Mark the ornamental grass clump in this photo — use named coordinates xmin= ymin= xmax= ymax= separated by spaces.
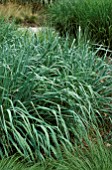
xmin=0 ymin=19 xmax=111 ymax=162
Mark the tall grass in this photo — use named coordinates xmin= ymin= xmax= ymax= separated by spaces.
xmin=47 ymin=0 xmax=112 ymax=50
xmin=0 ymin=19 xmax=112 ymax=161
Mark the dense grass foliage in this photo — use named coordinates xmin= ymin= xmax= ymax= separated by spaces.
xmin=47 ymin=0 xmax=112 ymax=50
xmin=0 ymin=140 xmax=112 ymax=170
xmin=0 ymin=19 xmax=111 ymax=161
xmin=0 ymin=20 xmax=112 ymax=161
xmin=0 ymin=0 xmax=112 ymax=168
xmin=49 ymin=141 xmax=112 ymax=170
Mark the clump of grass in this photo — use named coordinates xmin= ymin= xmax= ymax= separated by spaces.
xmin=47 ymin=0 xmax=78 ymax=35
xmin=47 ymin=0 xmax=112 ymax=49
xmin=0 ymin=19 xmax=112 ymax=161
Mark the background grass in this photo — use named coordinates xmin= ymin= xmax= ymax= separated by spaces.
xmin=0 ymin=2 xmax=46 ymax=26
xmin=47 ymin=0 xmax=112 ymax=51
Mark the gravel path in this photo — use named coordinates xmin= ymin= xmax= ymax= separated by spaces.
xmin=18 ymin=27 xmax=49 ymax=33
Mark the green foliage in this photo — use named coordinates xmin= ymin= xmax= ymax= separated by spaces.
xmin=50 ymin=140 xmax=112 ymax=170
xmin=0 ymin=140 xmax=112 ymax=170
xmin=56 ymin=145 xmax=112 ymax=170
xmin=47 ymin=0 xmax=79 ymax=35
xmin=0 ymin=19 xmax=112 ymax=162
xmin=47 ymin=0 xmax=112 ymax=49
xmin=0 ymin=19 xmax=16 ymax=43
